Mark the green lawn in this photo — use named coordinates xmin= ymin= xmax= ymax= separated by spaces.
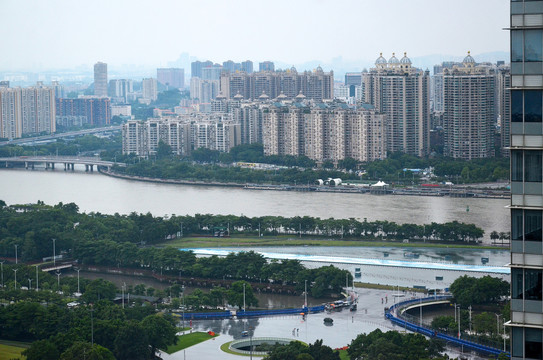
xmin=160 ymin=235 xmax=500 ymax=250
xmin=0 ymin=343 xmax=27 ymax=360
xmin=164 ymin=331 xmax=218 ymax=354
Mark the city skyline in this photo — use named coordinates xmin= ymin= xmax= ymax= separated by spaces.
xmin=1 ymin=0 xmax=509 ymax=71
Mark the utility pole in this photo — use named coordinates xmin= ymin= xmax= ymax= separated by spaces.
xmin=468 ymin=305 xmax=472 ymax=333
xmin=56 ymin=270 xmax=61 ymax=292
xmin=0 ymin=261 xmax=4 ymax=290
xmin=75 ymin=267 xmax=81 ymax=294
xmin=13 ymin=268 xmax=17 ymax=290
xmin=52 ymin=238 xmax=56 ymax=266
xmin=35 ymin=265 xmax=39 ymax=291
xmin=14 ymin=244 xmax=18 ymax=264
xmin=304 ymin=280 xmax=307 ymax=308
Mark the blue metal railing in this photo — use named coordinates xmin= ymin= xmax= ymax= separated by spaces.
xmin=386 ymin=296 xmax=509 ymax=357
xmin=176 ymin=305 xmax=325 ymax=320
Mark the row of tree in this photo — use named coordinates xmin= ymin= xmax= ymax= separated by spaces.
xmin=0 ymin=202 xmax=353 ymax=298
xmin=0 ymin=276 xmax=178 ymax=360
xmin=0 ymin=202 xmax=486 ymax=265
xmin=1 ymin=134 xmax=510 ymax=184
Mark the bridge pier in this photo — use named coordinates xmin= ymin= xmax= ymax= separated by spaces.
xmin=25 ymin=161 xmax=28 ymax=169
xmin=64 ymin=163 xmax=67 ymax=171
xmin=70 ymin=163 xmax=74 ymax=171
xmin=45 ymin=162 xmax=49 ymax=170
xmin=85 ymin=164 xmax=89 ymax=172
xmin=90 ymin=165 xmax=93 ymax=172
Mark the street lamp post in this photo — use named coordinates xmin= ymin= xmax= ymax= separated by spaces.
xmin=28 ymin=278 xmax=32 ymax=290
xmin=181 ymin=285 xmax=185 ymax=330
xmin=496 ymin=314 xmax=501 ymax=337
xmin=468 ymin=305 xmax=472 ymax=333
xmin=0 ymin=261 xmax=4 ymax=290
xmin=14 ymin=244 xmax=18 ymax=264
xmin=13 ymin=268 xmax=17 ymax=290
xmin=56 ymin=270 xmax=61 ymax=292
xmin=304 ymin=280 xmax=307 ymax=308
xmin=458 ymin=306 xmax=461 ymax=339
xmin=52 ymin=239 xmax=56 ymax=266
xmin=75 ymin=267 xmax=81 ymax=294
xmin=35 ymin=265 xmax=39 ymax=291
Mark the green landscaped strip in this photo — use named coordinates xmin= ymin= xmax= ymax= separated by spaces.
xmin=338 ymin=349 xmax=350 ymax=360
xmin=220 ymin=341 xmax=264 ymax=357
xmin=160 ymin=236 xmax=504 ymax=250
xmin=165 ymin=332 xmax=218 ymax=354
xmin=0 ymin=344 xmax=27 ymax=360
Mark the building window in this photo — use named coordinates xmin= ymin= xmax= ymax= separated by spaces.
xmin=525 ymin=90 xmax=543 ymax=122
xmin=512 ymin=150 xmax=524 ymax=181
xmin=512 ymin=209 xmax=524 ymax=241
xmin=511 ymin=209 xmax=543 ymax=242
xmin=511 ymin=90 xmax=543 ymax=122
xmin=525 ymin=30 xmax=543 ymax=62
xmin=526 ymin=151 xmax=543 ymax=182
xmin=512 ymin=30 xmax=524 ymax=62
xmin=512 ymin=150 xmax=543 ymax=182
xmin=526 ymin=210 xmax=543 ymax=241
xmin=512 ymin=268 xmax=524 ymax=299
xmin=512 ymin=327 xmax=523 ymax=358
xmin=525 ymin=269 xmax=543 ymax=301
xmin=526 ymin=328 xmax=543 ymax=359
xmin=512 ymin=90 xmax=523 ymax=122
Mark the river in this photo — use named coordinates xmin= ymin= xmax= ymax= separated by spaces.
xmin=0 ymin=167 xmax=509 ymax=240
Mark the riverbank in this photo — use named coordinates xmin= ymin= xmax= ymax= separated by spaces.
xmin=158 ymin=235 xmax=506 ymax=250
xmin=100 ymin=168 xmax=510 ymax=199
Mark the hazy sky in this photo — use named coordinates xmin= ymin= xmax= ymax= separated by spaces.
xmin=0 ymin=0 xmax=509 ymax=71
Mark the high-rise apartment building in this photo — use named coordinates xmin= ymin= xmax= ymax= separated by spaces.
xmin=241 ymin=60 xmax=253 ymax=74
xmin=202 ymin=66 xmax=223 ymax=81
xmin=0 ymin=86 xmax=55 ymax=139
xmin=142 ymin=78 xmax=158 ymax=101
xmin=262 ymin=102 xmax=387 ymax=163
xmin=190 ymin=77 xmax=220 ymax=103
xmin=362 ymin=53 xmax=431 ymax=157
xmin=122 ymin=115 xmax=240 ymax=156
xmin=220 ymin=67 xmax=333 ymax=101
xmin=0 ymin=88 xmax=21 ymax=139
xmin=108 ymin=79 xmax=134 ymax=103
xmin=157 ymin=68 xmax=185 ymax=89
xmin=191 ymin=60 xmax=213 ymax=78
xmin=498 ymin=65 xmax=511 ymax=158
xmin=442 ymin=53 xmax=496 ymax=160
xmin=94 ymin=62 xmax=108 ymax=97
xmin=259 ymin=61 xmax=275 ymax=72
xmin=509 ymin=1 xmax=543 ymax=359
xmin=56 ymin=97 xmax=111 ymax=127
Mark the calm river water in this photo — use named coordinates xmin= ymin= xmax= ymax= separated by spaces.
xmin=0 ymin=167 xmax=509 ymax=240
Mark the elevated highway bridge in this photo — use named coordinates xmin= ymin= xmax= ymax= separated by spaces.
xmin=0 ymin=156 xmax=125 ymax=171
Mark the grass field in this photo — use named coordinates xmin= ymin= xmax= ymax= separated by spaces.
xmin=164 ymin=331 xmax=218 ymax=354
xmin=0 ymin=343 xmax=27 ymax=360
xmin=159 ymin=235 xmax=500 ymax=250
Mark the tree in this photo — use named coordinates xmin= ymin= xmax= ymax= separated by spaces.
xmin=23 ymin=339 xmax=60 ymax=360
xmin=348 ymin=329 xmax=446 ymax=360
xmin=227 ymin=281 xmax=258 ymax=309
xmin=82 ymin=279 xmax=117 ymax=303
xmin=141 ymin=314 xmax=177 ymax=355
xmin=156 ymin=141 xmax=172 ymax=159
xmin=114 ymin=321 xmax=150 ymax=360
xmin=60 ymin=341 xmax=115 ymax=360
